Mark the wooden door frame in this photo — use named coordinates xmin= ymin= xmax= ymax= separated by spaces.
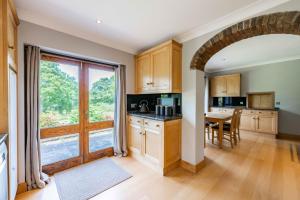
xmin=40 ymin=54 xmax=115 ymax=175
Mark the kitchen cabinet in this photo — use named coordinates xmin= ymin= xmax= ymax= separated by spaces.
xmin=127 ymin=115 xmax=181 ymax=175
xmin=240 ymin=110 xmax=278 ymax=134
xmin=0 ymin=0 xmax=19 ymax=199
xmin=210 ymin=74 xmax=240 ymax=97
xmin=209 ymin=108 xmax=278 ymax=134
xmin=135 ymin=54 xmax=152 ymax=92
xmin=135 ymin=40 xmax=182 ymax=94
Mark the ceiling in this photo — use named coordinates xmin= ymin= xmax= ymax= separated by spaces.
xmin=205 ymin=34 xmax=300 ymax=73
xmin=15 ymin=0 xmax=290 ymax=54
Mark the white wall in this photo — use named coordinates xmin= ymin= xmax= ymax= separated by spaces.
xmin=181 ymin=29 xmax=220 ymax=165
xmin=17 ymin=21 xmax=135 ymax=183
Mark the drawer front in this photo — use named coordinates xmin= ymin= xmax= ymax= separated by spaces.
xmin=144 ymin=119 xmax=163 ymax=131
xmin=128 ymin=116 xmax=144 ymax=125
xmin=256 ymin=110 xmax=277 ymax=116
xmin=242 ymin=110 xmax=257 ymax=115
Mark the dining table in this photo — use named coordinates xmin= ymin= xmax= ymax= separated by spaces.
xmin=205 ymin=112 xmax=233 ymax=149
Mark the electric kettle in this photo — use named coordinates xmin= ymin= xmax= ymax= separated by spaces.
xmin=139 ymin=100 xmax=149 ymax=113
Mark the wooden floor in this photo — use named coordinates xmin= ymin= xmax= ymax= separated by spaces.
xmin=16 ymin=131 xmax=300 ymax=200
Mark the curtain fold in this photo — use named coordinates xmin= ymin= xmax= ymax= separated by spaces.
xmin=25 ymin=45 xmax=49 ymax=190
xmin=113 ymin=64 xmax=128 ymax=156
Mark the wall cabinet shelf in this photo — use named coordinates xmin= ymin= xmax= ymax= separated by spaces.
xmin=135 ymin=40 xmax=182 ymax=94
xmin=127 ymin=115 xmax=181 ymax=175
xmin=210 ymin=74 xmax=240 ymax=97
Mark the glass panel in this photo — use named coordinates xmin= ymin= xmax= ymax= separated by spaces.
xmin=40 ymin=60 xmax=79 ymax=128
xmin=41 ymin=133 xmax=80 ymax=166
xmin=88 ymin=68 xmax=115 ymax=123
xmin=89 ymin=128 xmax=113 ymax=152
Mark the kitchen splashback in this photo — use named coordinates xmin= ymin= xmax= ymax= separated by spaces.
xmin=212 ymin=97 xmax=246 ymax=107
xmin=127 ymin=93 xmax=182 ymax=114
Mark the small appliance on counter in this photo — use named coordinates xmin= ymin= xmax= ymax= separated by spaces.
xmin=126 ymin=93 xmax=182 ymax=116
xmin=138 ymin=99 xmax=149 ymax=113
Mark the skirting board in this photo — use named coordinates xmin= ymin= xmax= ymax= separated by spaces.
xmin=180 ymin=157 xmax=206 ymax=173
xmin=276 ymin=133 xmax=300 ymax=141
xmin=17 ymin=182 xmax=27 ymax=194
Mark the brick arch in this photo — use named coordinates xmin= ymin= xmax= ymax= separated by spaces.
xmin=190 ymin=11 xmax=300 ymax=71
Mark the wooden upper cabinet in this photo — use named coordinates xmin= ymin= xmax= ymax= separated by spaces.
xmin=151 ymin=46 xmax=170 ymax=91
xmin=135 ymin=40 xmax=182 ymax=94
xmin=136 ymin=54 xmax=152 ymax=92
xmin=226 ymin=74 xmax=240 ymax=96
xmin=210 ymin=74 xmax=240 ymax=97
xmin=0 ymin=0 xmax=19 ymax=133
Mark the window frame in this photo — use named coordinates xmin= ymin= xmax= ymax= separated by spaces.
xmin=40 ymin=53 xmax=115 ymax=174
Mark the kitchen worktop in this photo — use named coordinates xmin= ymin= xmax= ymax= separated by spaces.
xmin=210 ymin=106 xmax=279 ymax=111
xmin=127 ymin=111 xmax=182 ymax=121
xmin=0 ymin=133 xmax=7 ymax=145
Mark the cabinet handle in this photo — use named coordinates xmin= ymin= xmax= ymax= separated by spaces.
xmin=144 ymin=122 xmax=148 ymax=125
xmin=139 ymin=132 xmax=142 ymax=135
xmin=156 ymin=124 xmax=160 ymax=127
xmin=137 ymin=120 xmax=141 ymax=123
xmin=146 ymin=83 xmax=151 ymax=85
xmin=8 ymin=45 xmax=14 ymax=49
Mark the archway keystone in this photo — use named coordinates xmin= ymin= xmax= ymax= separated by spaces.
xmin=190 ymin=11 xmax=300 ymax=71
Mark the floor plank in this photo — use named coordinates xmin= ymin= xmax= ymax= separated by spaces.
xmin=16 ymin=131 xmax=300 ymax=200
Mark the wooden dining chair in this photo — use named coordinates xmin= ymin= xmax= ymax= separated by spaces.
xmin=224 ymin=109 xmax=242 ymax=143
xmin=211 ymin=109 xmax=239 ymax=148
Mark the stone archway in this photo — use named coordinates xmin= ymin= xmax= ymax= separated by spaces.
xmin=190 ymin=11 xmax=300 ymax=71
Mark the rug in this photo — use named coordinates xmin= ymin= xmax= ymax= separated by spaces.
xmin=54 ymin=158 xmax=132 ymax=200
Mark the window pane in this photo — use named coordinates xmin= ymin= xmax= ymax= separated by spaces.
xmin=88 ymin=68 xmax=115 ymax=123
xmin=41 ymin=133 xmax=80 ymax=166
xmin=89 ymin=128 xmax=113 ymax=152
xmin=40 ymin=60 xmax=79 ymax=128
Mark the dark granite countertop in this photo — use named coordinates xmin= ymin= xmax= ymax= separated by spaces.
xmin=210 ymin=106 xmax=279 ymax=111
xmin=127 ymin=111 xmax=182 ymax=121
xmin=0 ymin=133 xmax=7 ymax=145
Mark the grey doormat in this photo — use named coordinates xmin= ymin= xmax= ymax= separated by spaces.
xmin=54 ymin=158 xmax=132 ymax=200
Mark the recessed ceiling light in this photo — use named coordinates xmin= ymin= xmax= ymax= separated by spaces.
xmin=96 ymin=19 xmax=102 ymax=24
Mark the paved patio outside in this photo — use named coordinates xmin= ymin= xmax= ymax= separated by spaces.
xmin=41 ymin=129 xmax=113 ymax=165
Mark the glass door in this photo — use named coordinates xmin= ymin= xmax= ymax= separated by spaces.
xmin=39 ymin=55 xmax=82 ymax=174
xmin=83 ymin=62 xmax=115 ymax=162
xmin=39 ymin=54 xmax=115 ymax=174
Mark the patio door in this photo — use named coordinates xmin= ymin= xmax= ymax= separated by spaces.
xmin=82 ymin=62 xmax=115 ymax=162
xmin=40 ymin=54 xmax=115 ymax=174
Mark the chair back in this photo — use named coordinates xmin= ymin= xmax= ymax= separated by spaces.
xmin=236 ymin=109 xmax=243 ymax=130
xmin=230 ymin=109 xmax=240 ymax=133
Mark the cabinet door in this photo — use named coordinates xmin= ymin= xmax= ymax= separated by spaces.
xmin=128 ymin=122 xmax=143 ymax=154
xmin=136 ymin=54 xmax=152 ymax=93
xmin=256 ymin=115 xmax=277 ymax=134
xmin=239 ymin=114 xmax=256 ymax=131
xmin=151 ymin=46 xmax=171 ymax=92
xmin=226 ymin=74 xmax=240 ymax=96
xmin=144 ymin=126 xmax=162 ymax=165
xmin=210 ymin=77 xmax=226 ymax=97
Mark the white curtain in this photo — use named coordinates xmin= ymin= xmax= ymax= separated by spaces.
xmin=25 ymin=45 xmax=49 ymax=190
xmin=113 ymin=64 xmax=128 ymax=156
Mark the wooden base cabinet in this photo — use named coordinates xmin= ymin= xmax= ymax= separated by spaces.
xmin=127 ymin=115 xmax=181 ymax=175
xmin=240 ymin=110 xmax=278 ymax=134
